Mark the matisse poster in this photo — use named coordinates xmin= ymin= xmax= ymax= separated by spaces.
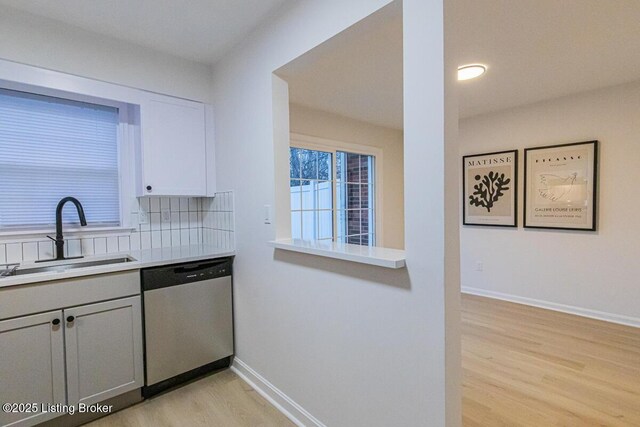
xmin=463 ymin=150 xmax=518 ymax=227
xmin=524 ymin=140 xmax=598 ymax=231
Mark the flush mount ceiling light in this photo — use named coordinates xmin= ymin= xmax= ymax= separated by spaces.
xmin=457 ymin=64 xmax=487 ymax=81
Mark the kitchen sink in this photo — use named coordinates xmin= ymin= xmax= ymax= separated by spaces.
xmin=2 ymin=257 xmax=136 ymax=277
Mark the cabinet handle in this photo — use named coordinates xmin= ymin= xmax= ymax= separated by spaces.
xmin=66 ymin=316 xmax=75 ymax=323
xmin=146 ymin=185 xmax=152 ymax=192
xmin=52 ymin=319 xmax=60 ymax=326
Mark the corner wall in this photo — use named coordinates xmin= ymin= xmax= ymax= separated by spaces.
xmin=212 ymin=0 xmax=458 ymax=425
xmin=459 ymin=81 xmax=640 ymax=325
xmin=289 ymin=104 xmax=405 ymax=249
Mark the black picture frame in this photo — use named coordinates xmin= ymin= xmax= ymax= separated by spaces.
xmin=523 ymin=140 xmax=600 ymax=232
xmin=462 ymin=149 xmax=518 ymax=227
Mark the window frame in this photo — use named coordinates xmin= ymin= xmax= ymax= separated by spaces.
xmin=289 ymin=132 xmax=384 ymax=246
xmin=0 ymin=80 xmax=136 ymax=237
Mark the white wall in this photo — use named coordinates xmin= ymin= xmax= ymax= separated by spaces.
xmin=289 ymin=104 xmax=405 ymax=249
xmin=460 ymin=81 xmax=640 ymax=325
xmin=0 ymin=5 xmax=211 ymax=102
xmin=212 ymin=0 xmax=459 ymax=426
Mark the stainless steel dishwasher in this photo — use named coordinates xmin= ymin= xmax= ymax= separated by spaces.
xmin=141 ymin=257 xmax=233 ymax=397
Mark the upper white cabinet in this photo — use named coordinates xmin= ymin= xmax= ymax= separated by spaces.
xmin=139 ymin=95 xmax=208 ymax=196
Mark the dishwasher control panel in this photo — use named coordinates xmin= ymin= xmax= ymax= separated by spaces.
xmin=142 ymin=257 xmax=233 ymax=291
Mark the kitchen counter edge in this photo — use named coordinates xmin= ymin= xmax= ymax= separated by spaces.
xmin=0 ymin=245 xmax=235 ymax=289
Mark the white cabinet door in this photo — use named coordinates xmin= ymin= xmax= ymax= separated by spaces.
xmin=0 ymin=311 xmax=66 ymax=427
xmin=64 ymin=296 xmax=143 ymax=406
xmin=140 ymin=96 xmax=207 ymax=196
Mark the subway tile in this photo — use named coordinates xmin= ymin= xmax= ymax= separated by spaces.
xmin=106 ymin=236 xmax=119 ymax=253
xmin=189 ymin=212 xmax=198 ymax=229
xmin=180 ymin=212 xmax=189 ymax=229
xmin=171 ymin=230 xmax=181 ymax=247
xmin=130 ymin=233 xmax=141 ymax=251
xmin=38 ymin=241 xmax=54 ymax=260
xmin=151 ymin=231 xmax=162 ymax=249
xmin=179 ymin=197 xmax=189 ymax=212
xmin=6 ymin=243 xmax=21 ymax=264
xmin=67 ymin=239 xmax=82 ymax=258
xmin=161 ymin=230 xmax=172 ymax=248
xmin=160 ymin=214 xmax=171 ymax=231
xmin=180 ymin=229 xmax=190 ymax=246
xmin=94 ymin=238 xmax=107 ymax=255
xmin=150 ymin=213 xmax=161 ymax=231
xmin=189 ymin=198 xmax=198 ymax=212
xmin=140 ymin=231 xmax=151 ymax=250
xmin=139 ymin=197 xmax=150 ymax=212
xmin=170 ymin=197 xmax=180 ymax=212
xmin=140 ymin=215 xmax=151 ymax=232
xmin=171 ymin=212 xmax=180 ymax=230
xmin=118 ymin=236 xmax=130 ymax=252
xmin=189 ymin=228 xmax=198 ymax=245
xmin=81 ymin=239 xmax=95 ymax=256
xmin=150 ymin=197 xmax=161 ymax=213
xmin=22 ymin=242 xmax=38 ymax=262
xmin=201 ymin=197 xmax=214 ymax=212
xmin=160 ymin=197 xmax=171 ymax=212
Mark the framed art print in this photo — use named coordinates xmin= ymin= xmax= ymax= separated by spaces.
xmin=524 ymin=140 xmax=598 ymax=231
xmin=463 ymin=150 xmax=518 ymax=227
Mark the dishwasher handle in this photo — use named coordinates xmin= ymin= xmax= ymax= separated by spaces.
xmin=142 ymin=257 xmax=233 ymax=291
xmin=173 ymin=259 xmax=227 ymax=274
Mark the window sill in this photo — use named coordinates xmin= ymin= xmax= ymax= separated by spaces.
xmin=268 ymin=238 xmax=406 ymax=269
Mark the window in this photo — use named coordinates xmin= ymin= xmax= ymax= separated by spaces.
xmin=290 ymin=145 xmax=376 ymax=246
xmin=0 ymin=88 xmax=121 ymax=230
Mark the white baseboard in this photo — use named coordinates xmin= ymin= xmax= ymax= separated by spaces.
xmin=462 ymin=286 xmax=640 ymax=328
xmin=231 ymin=358 xmax=325 ymax=427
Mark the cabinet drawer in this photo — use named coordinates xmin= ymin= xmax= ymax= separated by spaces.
xmin=0 ymin=270 xmax=140 ymax=321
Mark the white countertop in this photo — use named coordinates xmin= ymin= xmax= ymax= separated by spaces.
xmin=269 ymin=239 xmax=406 ymax=269
xmin=0 ymin=245 xmax=235 ymax=289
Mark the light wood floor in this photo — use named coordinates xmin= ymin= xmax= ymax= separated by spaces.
xmin=86 ymin=369 xmax=294 ymax=427
xmin=462 ymin=294 xmax=640 ymax=427
xmin=87 ymin=294 xmax=640 ymax=427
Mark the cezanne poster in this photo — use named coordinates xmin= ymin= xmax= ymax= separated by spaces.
xmin=463 ymin=150 xmax=518 ymax=227
xmin=524 ymin=140 xmax=598 ymax=231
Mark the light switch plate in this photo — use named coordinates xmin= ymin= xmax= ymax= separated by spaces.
xmin=161 ymin=210 xmax=171 ymax=223
xmin=264 ymin=204 xmax=272 ymax=224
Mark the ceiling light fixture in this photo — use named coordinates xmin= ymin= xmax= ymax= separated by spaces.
xmin=457 ymin=64 xmax=487 ymax=81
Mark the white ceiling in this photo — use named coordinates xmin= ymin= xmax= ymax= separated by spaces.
xmin=452 ymin=0 xmax=640 ymax=119
xmin=277 ymin=0 xmax=640 ymax=129
xmin=0 ymin=0 xmax=292 ymax=64
xmin=277 ymin=1 xmax=403 ymax=130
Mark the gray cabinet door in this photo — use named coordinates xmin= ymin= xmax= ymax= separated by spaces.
xmin=0 ymin=311 xmax=66 ymax=427
xmin=64 ymin=296 xmax=143 ymax=406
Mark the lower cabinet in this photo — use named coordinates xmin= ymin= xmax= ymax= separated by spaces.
xmin=0 ymin=311 xmax=66 ymax=427
xmin=0 ymin=296 xmax=143 ymax=427
xmin=64 ymin=296 xmax=144 ymax=406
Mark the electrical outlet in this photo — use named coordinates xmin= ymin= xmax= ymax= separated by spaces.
xmin=476 ymin=262 xmax=483 ymax=272
xmin=161 ymin=210 xmax=171 ymax=223
xmin=138 ymin=209 xmax=149 ymax=225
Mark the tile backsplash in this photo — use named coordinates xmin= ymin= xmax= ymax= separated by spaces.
xmin=0 ymin=191 xmax=235 ymax=265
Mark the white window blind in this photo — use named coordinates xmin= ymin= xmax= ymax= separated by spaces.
xmin=0 ymin=88 xmax=120 ymax=230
